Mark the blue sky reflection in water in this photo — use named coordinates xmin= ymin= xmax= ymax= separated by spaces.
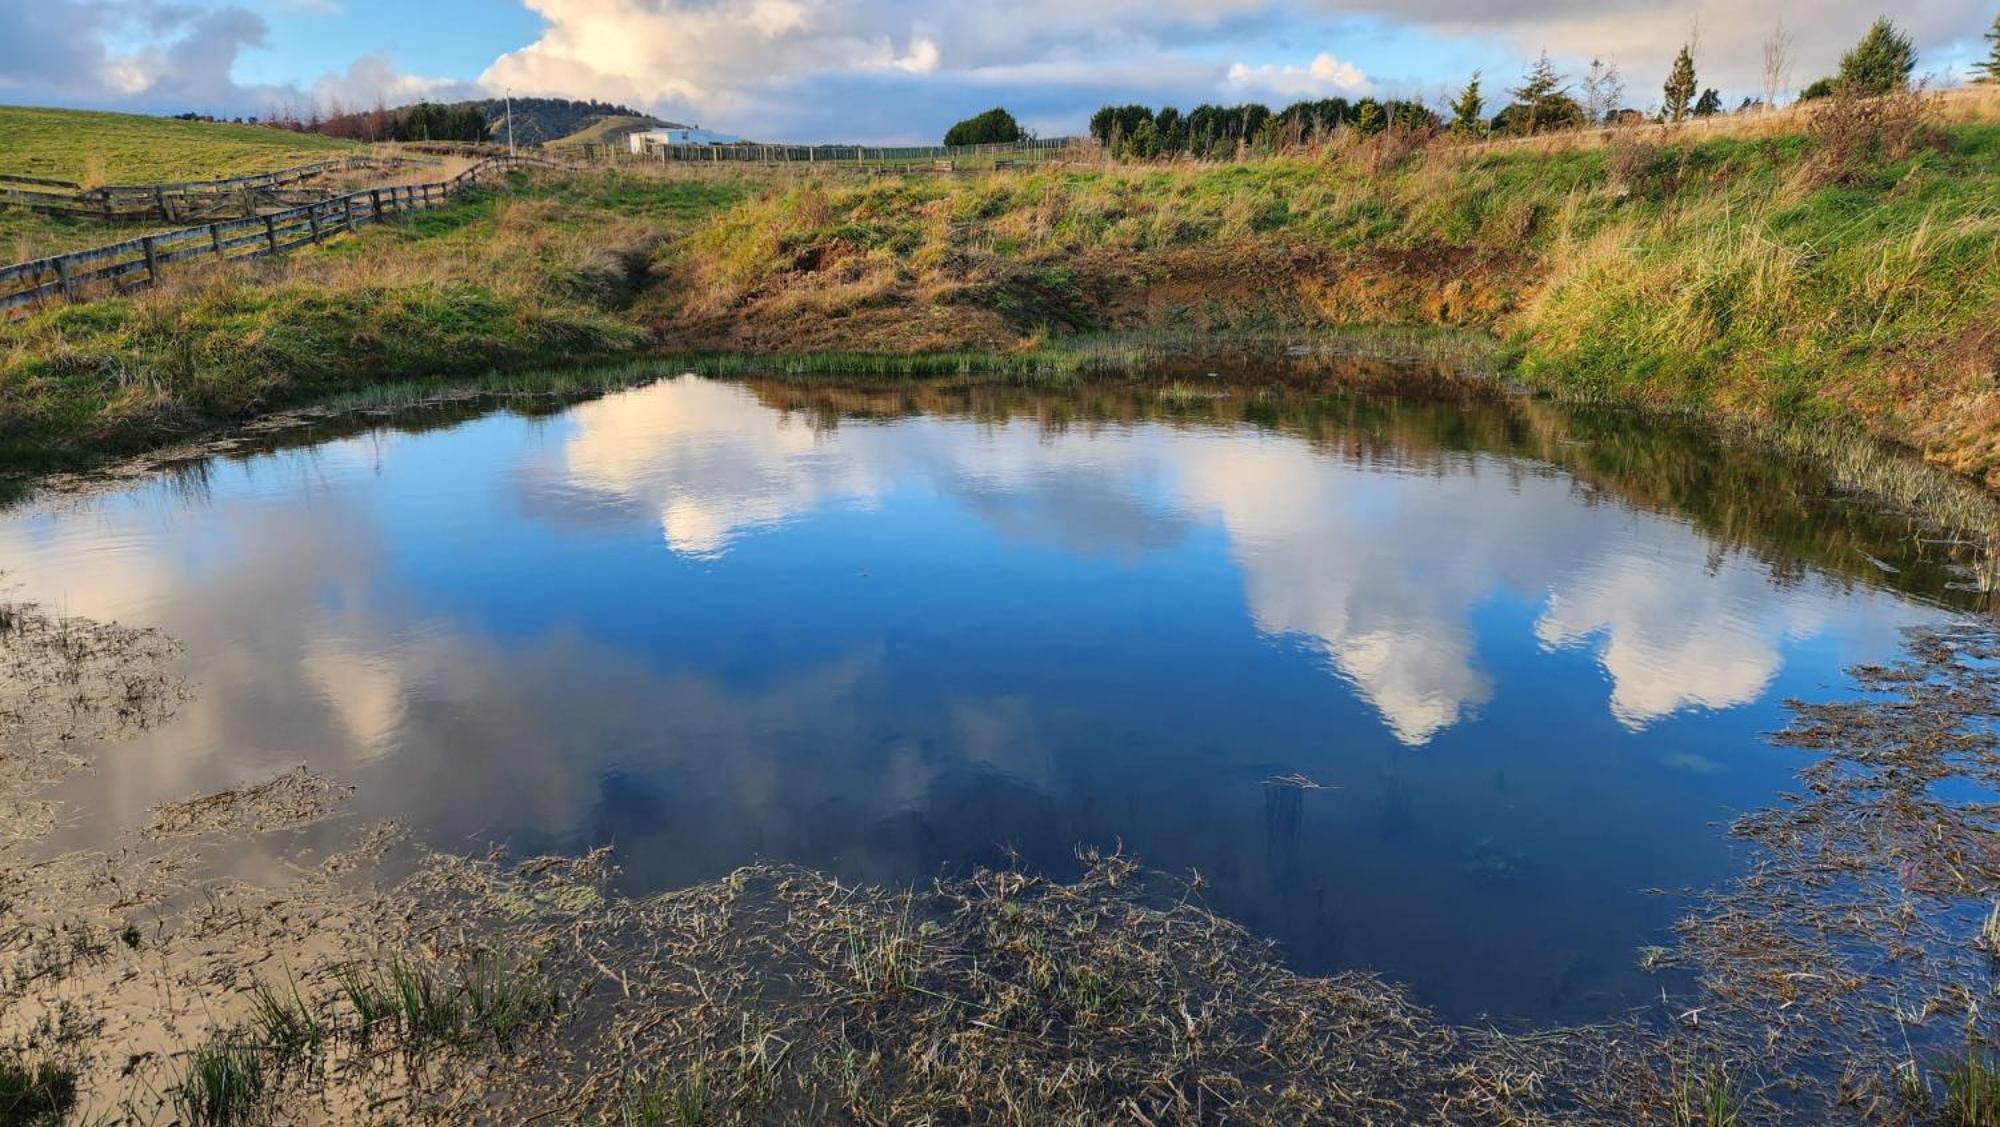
xmin=0 ymin=374 xmax=1963 ymax=1025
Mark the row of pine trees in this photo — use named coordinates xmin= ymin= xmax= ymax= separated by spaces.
xmin=1091 ymin=11 xmax=2000 ymax=155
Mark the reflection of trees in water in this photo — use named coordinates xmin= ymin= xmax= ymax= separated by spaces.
xmin=45 ymin=364 xmax=1990 ymax=615
xmin=743 ymin=373 xmax=1994 ymax=614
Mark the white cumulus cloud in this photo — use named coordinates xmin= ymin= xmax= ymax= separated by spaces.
xmin=1225 ymin=52 xmax=1372 ymax=98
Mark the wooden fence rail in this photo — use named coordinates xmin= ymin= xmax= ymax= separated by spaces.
xmin=0 ymin=155 xmax=441 ymax=222
xmin=0 ymin=155 xmax=544 ymax=316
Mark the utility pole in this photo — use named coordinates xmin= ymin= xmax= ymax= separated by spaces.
xmin=505 ymin=89 xmax=516 ymax=158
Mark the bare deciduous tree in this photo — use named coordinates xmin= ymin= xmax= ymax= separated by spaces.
xmin=1762 ymin=17 xmax=1796 ymax=111
xmin=1582 ymin=59 xmax=1626 ymax=126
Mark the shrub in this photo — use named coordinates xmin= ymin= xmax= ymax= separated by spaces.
xmin=944 ymin=108 xmax=1024 ymax=148
xmin=1605 ymin=138 xmax=1669 ymax=196
xmin=1802 ymin=85 xmax=1944 ymax=187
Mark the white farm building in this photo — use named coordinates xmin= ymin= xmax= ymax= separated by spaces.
xmin=628 ymin=126 xmax=743 ymax=153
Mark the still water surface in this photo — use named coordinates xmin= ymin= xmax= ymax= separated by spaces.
xmin=1 ymin=372 xmax=1978 ymax=1024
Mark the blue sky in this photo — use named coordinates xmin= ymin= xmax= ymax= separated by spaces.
xmin=4 ymin=0 xmax=1994 ymax=142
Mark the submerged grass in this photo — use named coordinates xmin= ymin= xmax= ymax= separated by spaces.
xmin=0 ymin=1052 xmax=76 ymax=1125
xmin=1942 ymin=1035 xmax=2000 ymax=1127
xmin=1670 ymin=1062 xmax=1739 ymax=1127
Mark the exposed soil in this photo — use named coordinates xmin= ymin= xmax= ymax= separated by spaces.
xmin=649 ymin=241 xmax=1533 ymax=359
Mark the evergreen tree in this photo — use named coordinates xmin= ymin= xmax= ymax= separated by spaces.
xmin=944 ymin=107 xmax=1024 ymax=147
xmin=1449 ymin=73 xmax=1485 ymax=137
xmin=1663 ymin=44 xmax=1697 ymax=123
xmin=1838 ymin=18 xmax=1917 ymax=95
xmin=1693 ymin=88 xmax=1724 ymax=116
xmin=1126 ymin=118 xmax=1160 ymax=159
xmin=1975 ymin=11 xmax=2000 ymax=83
xmin=1509 ymin=53 xmax=1572 ymax=135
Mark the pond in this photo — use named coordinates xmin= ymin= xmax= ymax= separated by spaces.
xmin=0 ymin=368 xmax=1981 ymax=1027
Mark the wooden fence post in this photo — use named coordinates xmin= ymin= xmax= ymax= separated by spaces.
xmin=210 ymin=224 xmax=223 ymax=257
xmin=263 ymin=215 xmax=278 ymax=253
xmin=344 ymin=195 xmax=356 ymax=233
xmin=371 ymin=189 xmax=383 ymax=220
xmin=54 ymin=256 xmax=75 ymax=300
xmin=154 ymin=187 xmax=170 ymax=222
xmin=307 ymin=207 xmax=322 ymax=244
xmin=141 ymin=235 xmax=160 ymax=284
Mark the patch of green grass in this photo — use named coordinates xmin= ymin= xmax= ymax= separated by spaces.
xmin=0 ymin=105 xmax=354 ymax=184
xmin=1670 ymin=1061 xmax=1739 ymax=1127
xmin=615 ymin=1063 xmax=714 ymax=1127
xmin=462 ymin=954 xmax=560 ymax=1048
xmin=388 ymin=956 xmax=466 ymax=1045
xmin=0 ymin=1053 xmax=77 ymax=1125
xmin=0 ymin=206 xmax=162 ymax=262
xmin=249 ymin=973 xmax=325 ymax=1070
xmin=172 ymin=1033 xmax=267 ymax=1127
xmin=843 ymin=914 xmax=926 ymax=997
xmin=334 ymin=962 xmax=398 ymax=1042
xmin=1942 ymin=1039 xmax=2000 ymax=1127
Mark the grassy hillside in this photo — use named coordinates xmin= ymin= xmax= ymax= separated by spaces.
xmin=551 ymin=114 xmax=663 ymax=149
xmin=642 ymin=99 xmax=2000 ymax=486
xmin=3 ymin=91 xmax=1998 ymax=494
xmin=0 ymin=170 xmax=754 ymax=464
xmin=0 ymin=105 xmax=354 ymax=184
xmin=0 ymin=208 xmax=175 ymax=262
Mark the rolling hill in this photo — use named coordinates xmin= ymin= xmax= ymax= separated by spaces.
xmin=462 ymin=97 xmax=679 ymax=146
xmin=0 ymin=105 xmax=355 ymax=185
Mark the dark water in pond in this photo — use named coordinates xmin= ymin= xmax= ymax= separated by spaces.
xmin=1 ymin=370 xmax=1985 ymax=1026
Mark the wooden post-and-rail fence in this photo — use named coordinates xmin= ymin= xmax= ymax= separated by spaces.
xmin=0 ymin=156 xmax=442 ymax=222
xmin=0 ymin=155 xmax=543 ymax=316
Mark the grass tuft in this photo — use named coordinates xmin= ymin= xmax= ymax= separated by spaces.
xmin=0 ymin=1052 xmax=77 ymax=1125
xmin=1670 ymin=1061 xmax=1739 ymax=1127
xmin=171 ymin=1032 xmax=267 ymax=1127
xmin=1943 ymin=1037 xmax=2000 ymax=1127
xmin=248 ymin=973 xmax=325 ymax=1071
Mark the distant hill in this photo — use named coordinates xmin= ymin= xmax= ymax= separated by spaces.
xmin=548 ymin=114 xmax=668 ymax=149
xmin=462 ymin=98 xmax=683 ymax=146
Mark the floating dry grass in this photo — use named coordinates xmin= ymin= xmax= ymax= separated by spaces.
xmin=144 ymin=765 xmax=352 ymax=840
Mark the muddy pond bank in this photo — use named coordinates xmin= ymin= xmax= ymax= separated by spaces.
xmin=5 ymin=366 xmax=2000 ymax=1122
